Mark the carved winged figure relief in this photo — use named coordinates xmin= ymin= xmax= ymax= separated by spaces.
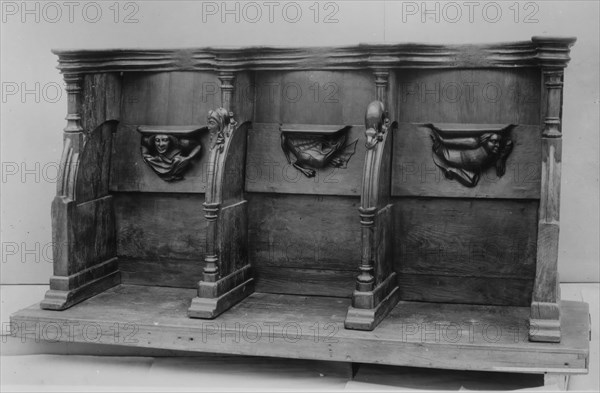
xmin=138 ymin=125 xmax=206 ymax=182
xmin=281 ymin=125 xmax=357 ymax=178
xmin=427 ymin=124 xmax=515 ymax=187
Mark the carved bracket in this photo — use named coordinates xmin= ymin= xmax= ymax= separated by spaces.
xmin=137 ymin=125 xmax=207 ymax=182
xmin=280 ymin=124 xmax=357 ymax=178
xmin=426 ymin=123 xmax=516 ymax=187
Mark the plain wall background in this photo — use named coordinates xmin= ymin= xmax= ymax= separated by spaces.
xmin=1 ymin=0 xmax=599 ymax=285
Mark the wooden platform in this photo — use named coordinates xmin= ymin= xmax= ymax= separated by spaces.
xmin=10 ymin=284 xmax=589 ymax=377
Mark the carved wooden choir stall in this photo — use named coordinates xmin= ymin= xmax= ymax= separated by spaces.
xmin=12 ymin=37 xmax=589 ymax=389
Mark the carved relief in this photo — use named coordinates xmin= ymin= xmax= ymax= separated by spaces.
xmin=280 ymin=124 xmax=357 ymax=178
xmin=138 ymin=126 xmax=206 ymax=182
xmin=427 ymin=124 xmax=515 ymax=187
xmin=364 ymin=100 xmax=391 ymax=150
xmin=207 ymin=107 xmax=237 ymax=153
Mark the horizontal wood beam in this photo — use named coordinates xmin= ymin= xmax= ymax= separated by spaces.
xmin=51 ymin=37 xmax=576 ymax=73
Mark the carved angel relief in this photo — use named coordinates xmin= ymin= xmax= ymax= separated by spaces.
xmin=426 ymin=123 xmax=515 ymax=187
xmin=138 ymin=125 xmax=206 ymax=182
xmin=280 ymin=124 xmax=357 ymax=178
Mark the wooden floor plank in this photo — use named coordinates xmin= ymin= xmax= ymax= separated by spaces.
xmin=9 ymin=284 xmax=589 ymax=375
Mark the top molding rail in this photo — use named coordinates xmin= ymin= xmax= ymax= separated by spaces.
xmin=52 ymin=36 xmax=576 ymax=74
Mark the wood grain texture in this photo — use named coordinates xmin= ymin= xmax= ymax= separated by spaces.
xmin=110 ymin=72 xmax=221 ymax=193
xmin=254 ymin=267 xmax=356 ymax=298
xmin=220 ymin=123 xmax=249 ymax=206
xmin=81 ymin=73 xmax=121 ymax=132
xmin=70 ymin=196 xmax=117 ymax=273
xmin=394 ymin=69 xmax=541 ymax=124
xmin=119 ymin=258 xmax=204 ymax=288
xmin=374 ymin=205 xmax=393 ymax=285
xmin=253 ymin=70 xmax=375 ymax=125
xmin=392 ymin=123 xmax=541 ymax=198
xmin=218 ymin=201 xmax=248 ymax=277
xmin=397 ymin=274 xmax=533 ymax=307
xmin=248 ymin=194 xmax=361 ymax=271
xmin=51 ymin=38 xmax=576 ymax=73
xmin=232 ymin=71 xmax=254 ymax=123
xmin=12 ymin=285 xmax=589 ymax=374
xmin=393 ymin=198 xmax=538 ymax=280
xmin=75 ymin=121 xmax=117 ymax=202
xmin=246 ymin=123 xmax=366 ymax=195
xmin=113 ymin=193 xmax=206 ymax=261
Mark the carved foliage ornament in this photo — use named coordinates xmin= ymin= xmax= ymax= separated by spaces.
xmin=426 ymin=123 xmax=515 ymax=187
xmin=280 ymin=124 xmax=357 ymax=178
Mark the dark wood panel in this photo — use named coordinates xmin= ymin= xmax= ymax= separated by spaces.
xmin=72 ymin=196 xmax=116 ymax=273
xmin=221 ymin=123 xmax=248 ymax=205
xmin=397 ymin=274 xmax=533 ymax=307
xmin=245 ymin=123 xmax=367 ymax=195
xmin=374 ymin=205 xmax=393 ymax=285
xmin=233 ymin=71 xmax=254 ymax=122
xmin=113 ymin=193 xmax=206 ymax=261
xmin=81 ymin=73 xmax=121 ymax=131
xmin=393 ymin=198 xmax=538 ymax=280
xmin=119 ymin=258 xmax=203 ymax=288
xmin=254 ymin=267 xmax=355 ymax=298
xmin=253 ymin=70 xmax=375 ymax=125
xmin=395 ymin=69 xmax=541 ymax=124
xmin=391 ymin=123 xmax=541 ymax=198
xmin=75 ymin=121 xmax=116 ymax=202
xmin=248 ymin=194 xmax=361 ymax=271
xmin=218 ymin=201 xmax=248 ymax=277
xmin=119 ymin=72 xmax=221 ymax=124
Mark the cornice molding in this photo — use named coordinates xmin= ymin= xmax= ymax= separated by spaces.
xmin=52 ymin=37 xmax=576 ymax=74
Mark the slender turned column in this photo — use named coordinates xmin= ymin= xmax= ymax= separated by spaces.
xmin=356 ymin=207 xmax=376 ymax=291
xmin=373 ymin=70 xmax=389 ymax=106
xmin=202 ymin=202 xmax=220 ymax=282
xmin=219 ymin=72 xmax=235 ymax=112
xmin=63 ymin=74 xmax=84 ymax=133
xmin=57 ymin=74 xmax=83 ymax=201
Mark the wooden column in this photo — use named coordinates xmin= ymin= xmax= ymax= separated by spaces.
xmin=41 ymin=72 xmax=121 ymax=310
xmin=188 ymin=72 xmax=253 ymax=319
xmin=219 ymin=72 xmax=235 ymax=112
xmin=529 ymin=37 xmax=576 ymax=342
xmin=345 ymin=75 xmax=400 ymax=330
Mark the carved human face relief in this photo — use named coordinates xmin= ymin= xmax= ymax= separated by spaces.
xmin=486 ymin=134 xmax=502 ymax=155
xmin=155 ymin=134 xmax=170 ymax=154
xmin=208 ymin=118 xmax=219 ymax=133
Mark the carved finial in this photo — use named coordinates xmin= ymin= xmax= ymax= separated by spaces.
xmin=364 ymin=100 xmax=389 ymax=150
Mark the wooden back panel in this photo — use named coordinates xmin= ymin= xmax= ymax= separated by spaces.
xmin=391 ymin=68 xmax=542 ymax=306
xmin=247 ymin=70 xmax=373 ymax=297
xmin=112 ymin=71 xmax=219 ymax=287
